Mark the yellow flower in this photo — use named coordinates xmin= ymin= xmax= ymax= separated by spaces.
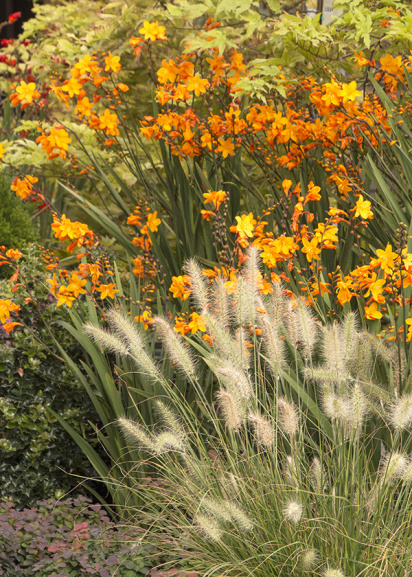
xmin=55 ymin=286 xmax=76 ymax=308
xmin=234 ymin=213 xmax=256 ymax=239
xmin=186 ymin=75 xmax=209 ymax=97
xmin=138 ymin=20 xmax=167 ymax=42
xmin=301 ymin=237 xmax=321 ymax=263
xmin=73 ymin=54 xmax=100 ymax=76
xmin=354 ymin=195 xmax=373 ymax=219
xmin=338 ymin=81 xmax=361 ymax=103
xmin=364 ymin=302 xmax=382 ymax=320
xmin=0 ymin=142 xmax=5 ymax=160
xmin=96 ymin=283 xmax=119 ymax=300
xmin=187 ymin=312 xmax=206 ymax=334
xmin=146 ymin=211 xmax=161 ymax=232
xmin=217 ymin=137 xmax=235 ymax=158
xmin=62 ymin=77 xmax=83 ymax=98
xmin=75 ymin=97 xmax=94 ymax=117
xmin=67 ymin=274 xmax=87 ymax=298
xmin=104 ymin=52 xmax=121 ymax=73
xmin=376 ymin=244 xmax=398 ymax=274
xmin=15 ymin=81 xmax=37 ymax=103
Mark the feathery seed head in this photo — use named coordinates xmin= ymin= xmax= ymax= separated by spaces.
xmin=213 ymin=276 xmax=232 ymax=331
xmin=118 ymin=417 xmax=156 ymax=452
xmin=380 ymin=451 xmax=408 ymax=485
xmin=224 ymin=501 xmax=253 ymax=532
xmin=349 ymin=382 xmax=368 ymax=431
xmin=323 ymin=568 xmax=346 ymax=577
xmin=248 ymin=412 xmax=274 ymax=448
xmin=154 ymin=316 xmax=197 ymax=380
xmin=83 ymin=323 xmax=129 ymax=357
xmin=277 ymin=397 xmax=299 ymax=438
xmin=217 ymin=389 xmax=245 ymax=431
xmin=389 ymin=393 xmax=412 ymax=432
xmin=155 ymin=431 xmax=186 ymax=454
xmin=266 ymin=281 xmax=286 ymax=327
xmin=204 ymin=313 xmax=249 ymax=371
xmin=310 ymin=457 xmax=326 ymax=493
xmin=235 ymin=275 xmax=256 ymax=327
xmin=194 ymin=513 xmax=223 ymax=541
xmin=261 ymin=317 xmax=286 ymax=378
xmin=302 ymin=549 xmax=318 ymax=570
xmin=155 ymin=400 xmax=186 ymax=438
xmin=295 ymin=300 xmax=318 ymax=361
xmin=285 ymin=302 xmax=300 ymax=347
xmin=185 ymin=259 xmax=209 ymax=311
xmin=201 ymin=498 xmax=232 ymax=523
xmin=402 ymin=460 xmax=412 ymax=483
xmin=283 ymin=500 xmax=303 ymax=525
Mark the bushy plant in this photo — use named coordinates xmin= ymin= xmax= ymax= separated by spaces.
xmin=0 ymin=247 xmax=101 ymax=508
xmin=0 ymin=496 xmax=156 ymax=577
xmin=84 ymin=250 xmax=412 ymax=576
xmin=0 ymin=172 xmax=38 ymax=251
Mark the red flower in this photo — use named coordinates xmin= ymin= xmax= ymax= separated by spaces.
xmin=8 ymin=12 xmax=21 ymax=23
xmin=1 ymin=39 xmax=13 ymax=47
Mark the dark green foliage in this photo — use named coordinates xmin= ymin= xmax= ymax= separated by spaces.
xmin=0 ymin=496 xmax=155 ymax=577
xmin=0 ymin=173 xmax=38 ymax=249
xmin=0 ymin=248 xmax=101 ymax=508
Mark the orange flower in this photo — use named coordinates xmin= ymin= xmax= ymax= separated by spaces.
xmin=169 ymin=275 xmax=192 ymax=300
xmin=104 ymin=52 xmax=121 ymax=73
xmin=135 ymin=310 xmax=154 ymax=330
xmin=0 ymin=299 xmax=20 ymax=324
xmin=364 ymin=302 xmax=382 ymax=320
xmin=6 ymin=248 xmax=23 ymax=260
xmin=98 ymin=109 xmax=120 ymax=136
xmin=216 ymin=137 xmax=235 ymax=158
xmin=146 ymin=211 xmax=161 ymax=232
xmin=305 ymin=182 xmax=321 ymax=202
xmin=11 ymin=175 xmax=38 ymax=199
xmin=186 ymin=75 xmax=209 ymax=97
xmin=203 ymin=190 xmax=226 ymax=209
xmin=96 ymin=283 xmax=119 ymax=299
xmin=187 ymin=312 xmax=207 ymax=334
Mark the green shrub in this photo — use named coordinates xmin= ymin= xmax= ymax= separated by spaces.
xmin=0 ymin=173 xmax=38 ymax=250
xmin=0 ymin=247 xmax=101 ymax=508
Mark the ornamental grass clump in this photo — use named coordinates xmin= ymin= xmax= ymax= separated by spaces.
xmin=85 ymin=248 xmax=412 ymax=577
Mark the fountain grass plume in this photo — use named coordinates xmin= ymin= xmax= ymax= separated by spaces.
xmin=277 ymin=397 xmax=299 ymax=439
xmin=295 ymin=299 xmax=318 ymax=363
xmin=204 ymin=312 xmax=249 ymax=371
xmin=185 ymin=258 xmax=209 ymax=311
xmin=216 ymin=389 xmax=244 ymax=431
xmin=83 ymin=322 xmax=130 ymax=357
xmin=389 ymin=393 xmax=412 ymax=431
xmin=153 ymin=316 xmax=197 ymax=381
xmin=118 ymin=417 xmax=156 ymax=452
xmin=261 ymin=316 xmax=286 ymax=378
xmin=213 ymin=276 xmax=232 ymax=331
xmin=248 ymin=411 xmax=274 ymax=448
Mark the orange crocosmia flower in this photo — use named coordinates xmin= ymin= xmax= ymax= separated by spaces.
xmin=217 ymin=137 xmax=235 ymax=158
xmin=282 ymin=179 xmax=292 ymax=194
xmin=67 ymin=273 xmax=87 ymax=297
xmin=2 ymin=322 xmax=23 ymax=333
xmin=12 ymin=81 xmax=39 ymax=105
xmin=117 ymin=83 xmax=129 ymax=92
xmin=135 ymin=310 xmax=154 ymax=330
xmin=75 ymin=96 xmax=94 ymax=117
xmin=132 ymin=256 xmax=144 ymax=277
xmin=186 ymin=75 xmax=210 ymax=97
xmin=104 ymin=52 xmax=121 ymax=73
xmin=338 ymin=81 xmax=361 ymax=103
xmin=314 ymin=223 xmax=338 ymax=249
xmin=364 ymin=302 xmax=383 ymax=320
xmin=321 ymin=81 xmax=341 ymax=107
xmin=88 ymin=263 xmax=102 ymax=284
xmin=336 ymin=280 xmax=355 ymax=305
xmin=380 ymin=54 xmax=403 ymax=76
xmin=364 ymin=277 xmax=386 ymax=303
xmin=62 ymin=77 xmax=83 ymax=98
xmin=353 ymin=51 xmax=370 ymax=69
xmin=169 ymin=275 xmax=192 ymax=300
xmin=301 ymin=237 xmax=321 ymax=263
xmin=127 ymin=209 xmax=142 ymax=227
xmin=138 ymin=20 xmax=167 ymax=42
xmin=98 ymin=109 xmax=120 ymax=136
xmin=305 ymin=182 xmax=321 ymax=202
xmin=174 ymin=317 xmax=191 ymax=336
xmin=188 ymin=312 xmax=207 ymax=334
xmin=11 ymin=175 xmax=38 ymax=199
xmin=6 ymin=248 xmax=22 ymax=260
xmin=146 ymin=211 xmax=161 ymax=232
xmin=376 ymin=244 xmax=398 ymax=273
xmin=157 ymin=59 xmax=180 ymax=84
xmin=55 ymin=286 xmax=76 ymax=307
xmin=354 ymin=195 xmax=373 ymax=219
xmin=47 ymin=273 xmax=60 ymax=295
xmin=234 ymin=213 xmax=256 ymax=239
xmin=201 ymin=210 xmax=215 ymax=221
xmin=96 ymin=283 xmax=119 ymax=300
xmin=203 ymin=190 xmax=226 ymax=209
xmin=0 ymin=299 xmax=20 ymax=324
xmin=73 ymin=54 xmax=100 ymax=76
